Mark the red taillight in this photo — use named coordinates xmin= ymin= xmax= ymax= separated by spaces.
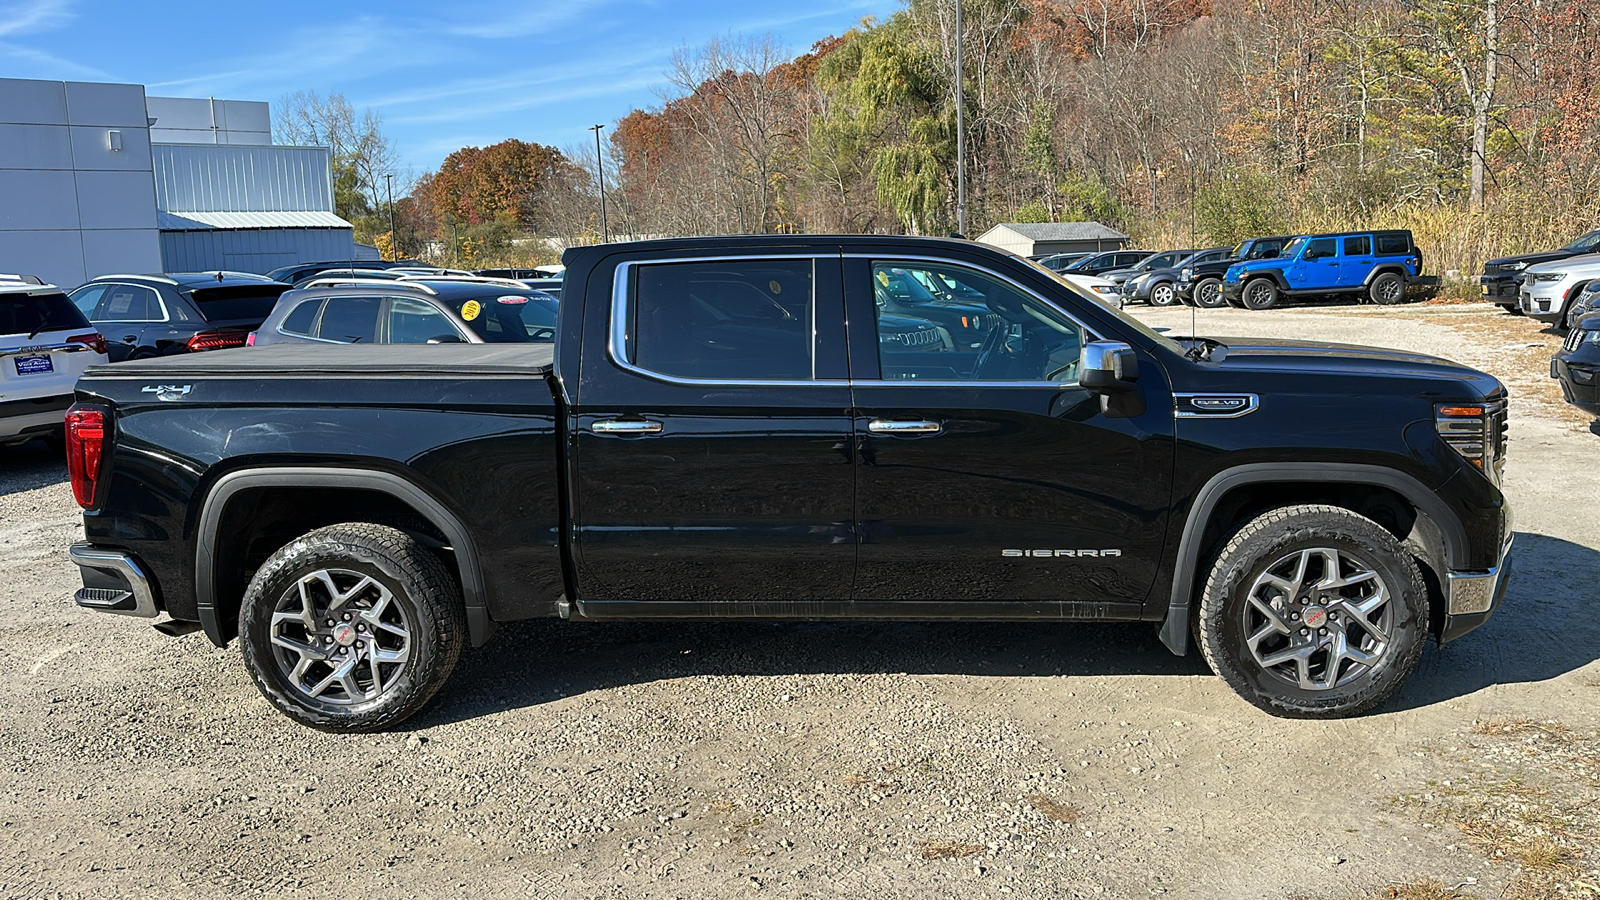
xmin=245 ymin=331 xmax=257 ymax=347
xmin=65 ymin=404 xmax=108 ymax=509
xmin=66 ymin=332 xmax=108 ymax=355
xmin=186 ymin=331 xmax=249 ymax=352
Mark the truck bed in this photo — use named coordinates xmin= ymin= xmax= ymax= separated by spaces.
xmin=82 ymin=343 xmax=555 ymax=379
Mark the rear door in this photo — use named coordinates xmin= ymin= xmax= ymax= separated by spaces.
xmin=86 ymin=282 xmax=165 ymax=361
xmin=571 ymin=252 xmax=857 ymax=612
xmin=1340 ymin=235 xmax=1374 ymax=288
xmin=844 ymin=256 xmax=1175 ymax=610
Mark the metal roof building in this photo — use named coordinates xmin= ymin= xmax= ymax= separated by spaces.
xmin=976 ymin=222 xmax=1130 ymax=257
xmin=0 ymin=78 xmax=353 ymax=287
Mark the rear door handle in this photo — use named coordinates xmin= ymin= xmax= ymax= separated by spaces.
xmin=868 ymin=419 xmax=942 ymax=435
xmin=592 ymin=419 xmax=663 ymax=435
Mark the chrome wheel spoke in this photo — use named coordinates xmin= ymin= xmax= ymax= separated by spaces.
xmin=270 ymin=567 xmax=411 ymax=706
xmin=271 ymin=632 xmax=329 ymax=662
xmin=1242 ymin=545 xmax=1395 ymax=692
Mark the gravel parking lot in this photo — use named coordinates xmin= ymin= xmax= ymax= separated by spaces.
xmin=2 ymin=302 xmax=1595 ymax=900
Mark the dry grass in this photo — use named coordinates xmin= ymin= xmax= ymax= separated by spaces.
xmin=1025 ymin=794 xmax=1081 ymax=824
xmin=1370 ymin=880 xmax=1475 ymax=900
xmin=1472 ymin=720 xmax=1574 ymax=741
xmin=916 ymin=839 xmax=987 ymax=860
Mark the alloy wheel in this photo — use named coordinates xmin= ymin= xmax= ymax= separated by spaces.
xmin=1241 ymin=547 xmax=1394 ymax=691
xmin=269 ymin=568 xmax=412 ymax=705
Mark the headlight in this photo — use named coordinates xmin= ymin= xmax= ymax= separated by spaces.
xmin=1436 ymin=402 xmax=1505 ymax=483
xmin=1091 ymin=285 xmax=1116 ymax=294
xmin=1131 ymin=273 xmax=1150 ymax=284
xmin=1530 ymin=272 xmax=1564 ymax=283
xmin=1180 ymin=268 xmax=1192 ymax=280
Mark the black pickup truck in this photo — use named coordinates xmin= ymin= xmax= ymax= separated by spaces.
xmin=65 ymin=235 xmax=1514 ymax=731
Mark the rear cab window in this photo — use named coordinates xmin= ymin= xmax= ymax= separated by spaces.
xmin=625 ymin=259 xmax=816 ymax=381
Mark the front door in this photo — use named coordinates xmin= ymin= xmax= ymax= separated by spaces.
xmin=572 ymin=253 xmax=857 ymax=612
xmin=845 ymin=258 xmax=1176 ymax=612
xmin=1288 ymin=237 xmax=1339 ymax=291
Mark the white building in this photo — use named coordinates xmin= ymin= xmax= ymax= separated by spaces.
xmin=0 ymin=78 xmax=355 ymax=288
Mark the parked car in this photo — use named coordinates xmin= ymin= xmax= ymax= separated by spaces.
xmin=1060 ymin=250 xmax=1153 ymax=277
xmin=874 ymin=266 xmax=999 ymax=350
xmin=1051 ymin=272 xmax=1123 ymax=305
xmin=1035 ymin=252 xmax=1093 ymax=272
xmin=1480 ymin=228 xmax=1600 ymax=314
xmin=68 ymin=273 xmax=292 ymax=361
xmin=1516 ymin=255 xmax=1600 ymax=329
xmin=1565 ymin=280 xmax=1600 ymax=325
xmin=265 ymin=259 xmax=420 ymax=286
xmin=251 ymin=279 xmax=558 ymax=347
xmin=1123 ymin=248 xmax=1233 ymax=307
xmin=1551 ymin=311 xmax=1600 ymax=416
xmin=1101 ymin=249 xmax=1195 ymax=296
xmin=0 ymin=275 xmax=107 ymax=447
xmin=1175 ymin=236 xmax=1293 ymax=308
xmin=68 ymin=234 xmax=1511 ymax=730
xmin=1222 ymin=230 xmax=1425 ymax=310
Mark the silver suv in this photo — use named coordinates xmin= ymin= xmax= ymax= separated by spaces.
xmin=0 ymin=275 xmax=108 ymax=446
xmin=251 ymin=277 xmax=558 ymax=347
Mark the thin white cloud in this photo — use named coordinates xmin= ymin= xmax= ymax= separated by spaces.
xmin=0 ymin=39 xmax=108 ymax=79
xmin=445 ymin=0 xmax=612 ymax=39
xmin=0 ymin=0 xmax=72 ymax=38
xmin=388 ymin=71 xmax=663 ymax=126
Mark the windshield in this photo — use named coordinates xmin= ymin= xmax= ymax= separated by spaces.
xmin=1565 ymin=230 xmax=1600 ymax=253
xmin=1280 ymin=237 xmax=1308 ymax=259
xmin=454 ymin=291 xmax=558 ymax=342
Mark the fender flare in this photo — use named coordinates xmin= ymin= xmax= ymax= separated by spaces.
xmin=1157 ymin=463 xmax=1468 ymax=656
xmin=1240 ymin=269 xmax=1290 ymax=292
xmin=1362 ymin=265 xmax=1410 ymax=287
xmin=193 ymin=466 xmax=493 ymax=649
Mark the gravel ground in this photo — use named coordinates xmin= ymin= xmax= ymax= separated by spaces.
xmin=1 ymin=301 xmax=1596 ymax=900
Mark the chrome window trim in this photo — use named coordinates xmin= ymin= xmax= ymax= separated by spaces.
xmin=1173 ymin=392 xmax=1260 ymax=418
xmin=610 ymin=256 xmax=839 ymax=388
xmin=90 ymin=282 xmax=170 ymax=324
xmin=607 ymin=253 xmax=1104 ymax=390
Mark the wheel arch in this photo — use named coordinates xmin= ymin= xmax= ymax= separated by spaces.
xmin=1157 ymin=463 xmax=1467 ymax=656
xmin=1363 ymin=265 xmax=1410 ymax=287
xmin=194 ymin=466 xmax=492 ymax=650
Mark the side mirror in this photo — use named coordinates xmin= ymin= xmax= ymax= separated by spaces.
xmin=1080 ymin=341 xmax=1139 ymax=394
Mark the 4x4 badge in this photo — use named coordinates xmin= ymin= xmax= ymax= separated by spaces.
xmin=142 ymin=384 xmax=192 ymax=401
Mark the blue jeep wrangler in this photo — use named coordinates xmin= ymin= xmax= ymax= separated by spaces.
xmin=1221 ymin=230 xmax=1424 ymax=310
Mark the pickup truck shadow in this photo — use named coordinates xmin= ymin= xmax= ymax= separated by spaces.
xmin=424 ymin=533 xmax=1598 ymax=727
xmin=1389 ymin=531 xmax=1600 ymax=712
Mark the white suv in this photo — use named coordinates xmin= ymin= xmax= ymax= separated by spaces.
xmin=1519 ymin=253 xmax=1600 ymax=329
xmin=0 ymin=275 xmax=109 ymax=447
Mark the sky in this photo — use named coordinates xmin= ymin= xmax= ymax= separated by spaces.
xmin=0 ymin=0 xmax=902 ymax=178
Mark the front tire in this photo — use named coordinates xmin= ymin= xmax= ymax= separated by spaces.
xmin=1241 ymin=278 xmax=1280 ymax=310
xmin=1149 ymin=282 xmax=1178 ymax=307
xmin=1196 ymin=505 xmax=1427 ymax=719
xmin=239 ymin=523 xmax=466 ymax=732
xmin=1194 ymin=278 xmax=1226 ymax=308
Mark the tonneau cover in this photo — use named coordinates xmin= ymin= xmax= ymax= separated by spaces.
xmin=84 ymin=343 xmax=554 ymax=378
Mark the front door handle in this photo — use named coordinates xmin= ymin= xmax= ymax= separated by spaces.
xmin=592 ymin=419 xmax=664 ymax=435
xmin=868 ymin=418 xmax=942 ymax=435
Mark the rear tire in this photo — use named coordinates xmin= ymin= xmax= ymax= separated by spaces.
xmin=1194 ymin=278 xmax=1226 ymax=309
xmin=239 ymin=523 xmax=465 ymax=732
xmin=1196 ymin=505 xmax=1427 ymax=719
xmin=1369 ymin=272 xmax=1405 ymax=305
xmin=1241 ymin=278 xmax=1280 ymax=310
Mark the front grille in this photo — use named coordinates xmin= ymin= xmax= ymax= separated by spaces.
xmin=884 ymin=328 xmax=942 ymax=348
xmin=1567 ymin=329 xmax=1587 ymax=352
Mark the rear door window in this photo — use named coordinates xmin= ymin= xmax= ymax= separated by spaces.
xmin=0 ymin=291 xmax=92 ymax=336
xmin=629 ymin=259 xmax=815 ymax=381
xmin=314 ymin=296 xmax=381 ymax=343
xmin=1344 ymin=236 xmax=1372 ymax=256
xmin=187 ymin=285 xmax=293 ymax=323
xmin=95 ymin=284 xmax=164 ymax=322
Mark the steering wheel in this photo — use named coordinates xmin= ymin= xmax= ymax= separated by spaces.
xmin=971 ymin=323 xmax=1012 ymax=380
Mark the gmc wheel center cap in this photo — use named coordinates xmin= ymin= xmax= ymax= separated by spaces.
xmin=1303 ymin=607 xmax=1329 ymax=629
xmin=333 ymin=623 xmax=358 ymax=646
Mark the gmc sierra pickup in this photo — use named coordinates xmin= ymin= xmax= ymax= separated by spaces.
xmin=65 ymin=235 xmax=1514 ymax=731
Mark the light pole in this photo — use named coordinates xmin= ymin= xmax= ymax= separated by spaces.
xmin=954 ymin=0 xmax=966 ymax=237
xmin=384 ymin=173 xmax=396 ymax=260
xmin=589 ymin=124 xmax=610 ymax=243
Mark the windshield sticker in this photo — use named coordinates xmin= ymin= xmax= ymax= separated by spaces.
xmin=769 ymin=280 xmax=782 ymax=294
xmin=461 ymin=300 xmax=482 ymax=321
xmin=496 ymin=295 xmax=529 ymax=305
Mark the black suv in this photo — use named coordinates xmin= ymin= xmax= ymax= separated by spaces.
xmin=1481 ymin=229 xmax=1600 ymax=313
xmin=1175 ymin=236 xmax=1292 ymax=307
xmin=264 ymin=260 xmax=421 ymax=286
xmin=1060 ymin=250 xmax=1152 ymax=277
xmin=68 ymin=273 xmax=293 ymax=362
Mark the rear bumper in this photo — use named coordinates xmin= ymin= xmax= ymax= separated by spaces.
xmin=69 ymin=543 xmax=161 ymax=618
xmin=0 ymin=393 xmax=72 ymax=440
xmin=1440 ymin=531 xmax=1513 ymax=643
